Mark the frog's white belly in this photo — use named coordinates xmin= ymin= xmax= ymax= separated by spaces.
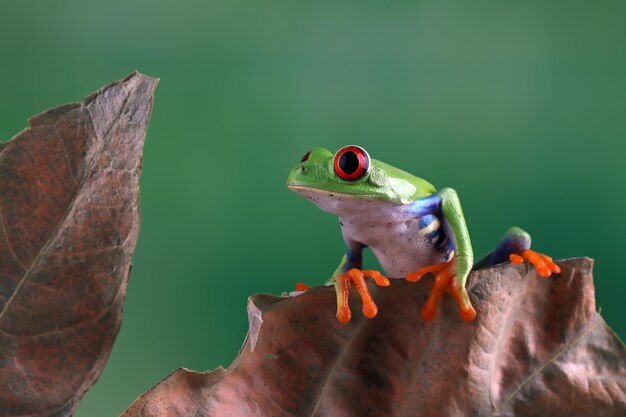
xmin=340 ymin=210 xmax=446 ymax=278
xmin=293 ymin=187 xmax=451 ymax=278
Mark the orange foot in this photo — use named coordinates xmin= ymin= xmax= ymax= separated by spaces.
xmin=294 ymin=282 xmax=310 ymax=291
xmin=405 ymin=260 xmax=476 ymax=322
xmin=334 ymin=269 xmax=390 ymax=324
xmin=509 ymin=249 xmax=561 ymax=277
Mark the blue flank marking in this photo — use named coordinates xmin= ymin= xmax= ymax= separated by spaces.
xmin=434 ymin=232 xmax=446 ymax=247
xmin=409 ymin=194 xmax=455 ymax=259
xmin=418 ymin=214 xmax=437 ymax=228
xmin=425 ymin=229 xmax=440 ymax=242
xmin=438 ymin=237 xmax=455 ymax=259
xmin=419 ymin=214 xmax=448 ymax=247
xmin=407 ymin=194 xmax=441 ymax=217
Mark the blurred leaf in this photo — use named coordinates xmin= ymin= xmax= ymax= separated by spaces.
xmin=0 ymin=72 xmax=157 ymax=416
xmin=123 ymin=259 xmax=626 ymax=417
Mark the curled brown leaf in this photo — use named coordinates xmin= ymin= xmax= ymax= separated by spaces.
xmin=123 ymin=258 xmax=626 ymax=417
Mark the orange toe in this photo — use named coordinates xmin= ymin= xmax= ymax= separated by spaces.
xmin=364 ymin=270 xmax=391 ymax=287
xmin=509 ymin=253 xmax=524 ymax=264
xmin=408 ymin=260 xmax=476 ymax=322
xmin=362 ymin=302 xmax=378 ymax=319
xmin=510 ymin=249 xmax=561 ymax=277
xmin=447 ymin=279 xmax=477 ymax=321
xmin=421 ymin=304 xmax=437 ymax=321
xmin=336 ymin=305 xmax=352 ymax=324
xmin=333 ymin=268 xmax=389 ymax=324
xmin=405 ymin=262 xmax=447 ymax=283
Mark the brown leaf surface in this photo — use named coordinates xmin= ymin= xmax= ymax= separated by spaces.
xmin=123 ymin=258 xmax=626 ymax=417
xmin=0 ymin=72 xmax=157 ymax=416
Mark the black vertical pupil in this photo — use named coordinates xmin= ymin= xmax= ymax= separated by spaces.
xmin=339 ymin=151 xmax=359 ymax=174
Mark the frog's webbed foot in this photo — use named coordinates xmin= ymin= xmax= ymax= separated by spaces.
xmin=334 ymin=269 xmax=390 ymax=324
xmin=509 ymin=249 xmax=561 ymax=277
xmin=294 ymin=282 xmax=310 ymax=291
xmin=405 ymin=260 xmax=476 ymax=322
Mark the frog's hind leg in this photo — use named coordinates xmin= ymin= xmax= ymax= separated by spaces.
xmin=473 ymin=227 xmax=531 ymax=269
xmin=473 ymin=226 xmax=560 ymax=277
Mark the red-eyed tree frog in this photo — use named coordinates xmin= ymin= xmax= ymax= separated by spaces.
xmin=287 ymin=145 xmax=560 ymax=324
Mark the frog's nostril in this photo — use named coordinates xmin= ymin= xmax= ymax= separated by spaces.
xmin=300 ymin=166 xmax=306 ymax=173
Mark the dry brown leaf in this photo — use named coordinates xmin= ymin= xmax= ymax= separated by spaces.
xmin=0 ymin=72 xmax=157 ymax=416
xmin=123 ymin=258 xmax=626 ymax=417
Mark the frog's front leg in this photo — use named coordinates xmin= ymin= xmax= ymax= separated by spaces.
xmin=474 ymin=226 xmax=561 ymax=277
xmin=405 ymin=188 xmax=477 ymax=322
xmin=330 ymin=241 xmax=390 ymax=324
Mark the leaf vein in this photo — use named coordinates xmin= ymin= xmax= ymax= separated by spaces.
xmin=0 ymin=90 xmax=132 ymax=325
xmin=493 ymin=315 xmax=600 ymax=415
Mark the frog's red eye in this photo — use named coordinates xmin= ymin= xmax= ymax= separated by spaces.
xmin=300 ymin=151 xmax=311 ymax=162
xmin=333 ymin=145 xmax=370 ymax=181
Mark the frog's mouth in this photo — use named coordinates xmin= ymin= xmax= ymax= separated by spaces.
xmin=287 ymin=184 xmax=363 ymax=200
xmin=288 ymin=184 xmax=373 ymax=215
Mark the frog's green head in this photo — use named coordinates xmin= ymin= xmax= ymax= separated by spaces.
xmin=287 ymin=146 xmax=435 ymax=209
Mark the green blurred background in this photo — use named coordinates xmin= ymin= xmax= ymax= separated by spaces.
xmin=1 ymin=1 xmax=625 ymax=415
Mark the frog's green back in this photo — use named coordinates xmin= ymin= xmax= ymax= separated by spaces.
xmin=371 ymin=159 xmax=437 ymax=201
